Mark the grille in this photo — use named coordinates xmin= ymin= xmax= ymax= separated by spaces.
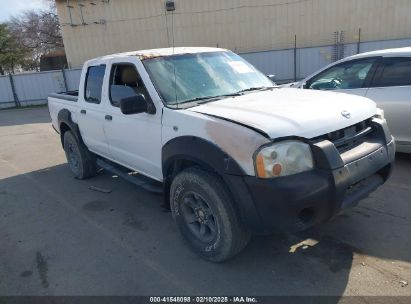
xmin=323 ymin=119 xmax=374 ymax=153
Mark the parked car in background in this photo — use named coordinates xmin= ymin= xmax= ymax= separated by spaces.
xmin=284 ymin=47 xmax=411 ymax=153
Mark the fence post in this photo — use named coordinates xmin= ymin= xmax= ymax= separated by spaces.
xmin=294 ymin=34 xmax=297 ymax=82
xmin=8 ymin=74 xmax=20 ymax=108
xmin=357 ymin=28 xmax=362 ymax=54
xmin=339 ymin=31 xmax=345 ymax=60
xmin=61 ymin=68 xmax=69 ymax=92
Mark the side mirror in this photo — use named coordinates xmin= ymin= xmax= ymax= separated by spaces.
xmin=120 ymin=94 xmax=147 ymax=115
xmin=110 ymin=85 xmax=136 ymax=106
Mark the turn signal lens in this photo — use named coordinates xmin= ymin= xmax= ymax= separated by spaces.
xmin=256 ymin=153 xmax=266 ymax=178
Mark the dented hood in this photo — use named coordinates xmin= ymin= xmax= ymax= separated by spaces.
xmin=189 ymin=88 xmax=377 ymax=139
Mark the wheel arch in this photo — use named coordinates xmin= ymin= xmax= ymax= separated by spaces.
xmin=162 ymin=136 xmax=246 ymax=177
xmin=161 ymin=136 xmax=246 ymax=209
xmin=57 ymin=109 xmax=83 ymax=147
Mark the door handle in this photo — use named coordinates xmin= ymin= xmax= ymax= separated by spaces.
xmin=80 ymin=109 xmax=86 ymax=114
xmin=105 ymin=115 xmax=113 ymax=121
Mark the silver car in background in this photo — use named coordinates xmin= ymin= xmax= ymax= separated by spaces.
xmin=285 ymin=47 xmax=411 ymax=153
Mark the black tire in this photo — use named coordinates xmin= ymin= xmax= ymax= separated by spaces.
xmin=63 ymin=131 xmax=97 ymax=179
xmin=170 ymin=167 xmax=251 ymax=262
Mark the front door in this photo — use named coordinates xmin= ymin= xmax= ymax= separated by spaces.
xmin=103 ymin=60 xmax=163 ymax=181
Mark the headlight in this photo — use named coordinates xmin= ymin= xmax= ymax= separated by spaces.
xmin=375 ymin=108 xmax=385 ymax=120
xmin=255 ymin=140 xmax=314 ymax=178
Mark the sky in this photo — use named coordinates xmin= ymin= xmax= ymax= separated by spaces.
xmin=0 ymin=0 xmax=49 ymax=22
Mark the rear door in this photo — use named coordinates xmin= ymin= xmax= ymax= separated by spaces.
xmin=103 ymin=59 xmax=163 ymax=181
xmin=305 ymin=57 xmax=380 ymax=97
xmin=77 ymin=64 xmax=111 ymax=158
xmin=365 ymin=57 xmax=411 ymax=147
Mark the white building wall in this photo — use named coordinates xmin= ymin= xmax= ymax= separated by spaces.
xmin=56 ymin=0 xmax=411 ymax=67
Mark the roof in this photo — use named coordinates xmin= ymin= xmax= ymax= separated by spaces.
xmin=344 ymin=47 xmax=411 ymax=60
xmin=88 ymin=47 xmax=227 ymax=64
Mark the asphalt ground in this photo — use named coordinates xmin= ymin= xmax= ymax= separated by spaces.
xmin=0 ymin=107 xmax=410 ymax=298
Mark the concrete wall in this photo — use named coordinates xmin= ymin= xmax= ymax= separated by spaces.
xmin=56 ymin=0 xmax=411 ymax=67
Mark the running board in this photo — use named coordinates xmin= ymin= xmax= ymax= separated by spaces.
xmin=96 ymin=159 xmax=163 ymax=194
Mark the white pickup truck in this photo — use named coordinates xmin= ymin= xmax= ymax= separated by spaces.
xmin=48 ymin=47 xmax=395 ymax=262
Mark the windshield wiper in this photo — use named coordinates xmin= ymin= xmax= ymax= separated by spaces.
xmin=173 ymin=87 xmax=272 ymax=108
xmin=180 ymin=92 xmax=242 ymax=105
xmin=236 ymin=86 xmax=275 ymax=94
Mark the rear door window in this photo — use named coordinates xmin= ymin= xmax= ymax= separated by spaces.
xmin=372 ymin=57 xmax=411 ymax=87
xmin=84 ymin=65 xmax=106 ymax=104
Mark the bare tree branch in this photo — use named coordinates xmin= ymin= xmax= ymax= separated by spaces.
xmin=6 ymin=3 xmax=64 ymax=71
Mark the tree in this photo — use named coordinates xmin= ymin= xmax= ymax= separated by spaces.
xmin=7 ymin=4 xmax=64 ymax=71
xmin=0 ymin=24 xmax=26 ymax=75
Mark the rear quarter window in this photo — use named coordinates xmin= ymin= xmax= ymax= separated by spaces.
xmin=374 ymin=57 xmax=411 ymax=87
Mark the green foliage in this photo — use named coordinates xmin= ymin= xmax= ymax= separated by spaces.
xmin=0 ymin=24 xmax=26 ymax=75
xmin=0 ymin=2 xmax=64 ymax=74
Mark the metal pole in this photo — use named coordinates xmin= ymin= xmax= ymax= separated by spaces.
xmin=61 ymin=68 xmax=69 ymax=92
xmin=337 ymin=31 xmax=345 ymax=60
xmin=332 ymin=31 xmax=338 ymax=62
xmin=67 ymin=0 xmax=74 ymax=26
xmin=357 ymin=28 xmax=362 ymax=54
xmin=78 ymin=2 xmax=86 ymax=25
xmin=294 ymin=34 xmax=297 ymax=82
xmin=8 ymin=74 xmax=20 ymax=108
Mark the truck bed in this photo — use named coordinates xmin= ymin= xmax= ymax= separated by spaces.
xmin=48 ymin=91 xmax=80 ymax=132
xmin=48 ymin=91 xmax=79 ymax=102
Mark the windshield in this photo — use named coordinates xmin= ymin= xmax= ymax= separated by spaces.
xmin=143 ymin=51 xmax=273 ymax=107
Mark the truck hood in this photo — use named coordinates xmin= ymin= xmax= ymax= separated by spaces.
xmin=189 ymin=88 xmax=377 ymax=139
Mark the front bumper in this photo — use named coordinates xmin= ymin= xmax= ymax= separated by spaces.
xmin=224 ymin=119 xmax=395 ymax=234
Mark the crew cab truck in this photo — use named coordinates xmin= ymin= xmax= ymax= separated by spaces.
xmin=48 ymin=47 xmax=395 ymax=262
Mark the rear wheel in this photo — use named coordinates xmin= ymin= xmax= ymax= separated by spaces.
xmin=63 ymin=131 xmax=97 ymax=179
xmin=170 ymin=167 xmax=251 ymax=262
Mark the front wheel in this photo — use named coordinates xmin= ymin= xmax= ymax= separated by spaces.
xmin=170 ymin=167 xmax=251 ymax=262
xmin=63 ymin=131 xmax=97 ymax=179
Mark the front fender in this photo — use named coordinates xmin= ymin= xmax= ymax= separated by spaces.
xmin=162 ymin=136 xmax=263 ymax=231
xmin=162 ymin=136 xmax=245 ymax=177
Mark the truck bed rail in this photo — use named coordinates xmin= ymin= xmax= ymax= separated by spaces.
xmin=48 ymin=91 xmax=79 ymax=102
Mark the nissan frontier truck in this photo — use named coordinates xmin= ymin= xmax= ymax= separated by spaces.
xmin=48 ymin=47 xmax=395 ymax=262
